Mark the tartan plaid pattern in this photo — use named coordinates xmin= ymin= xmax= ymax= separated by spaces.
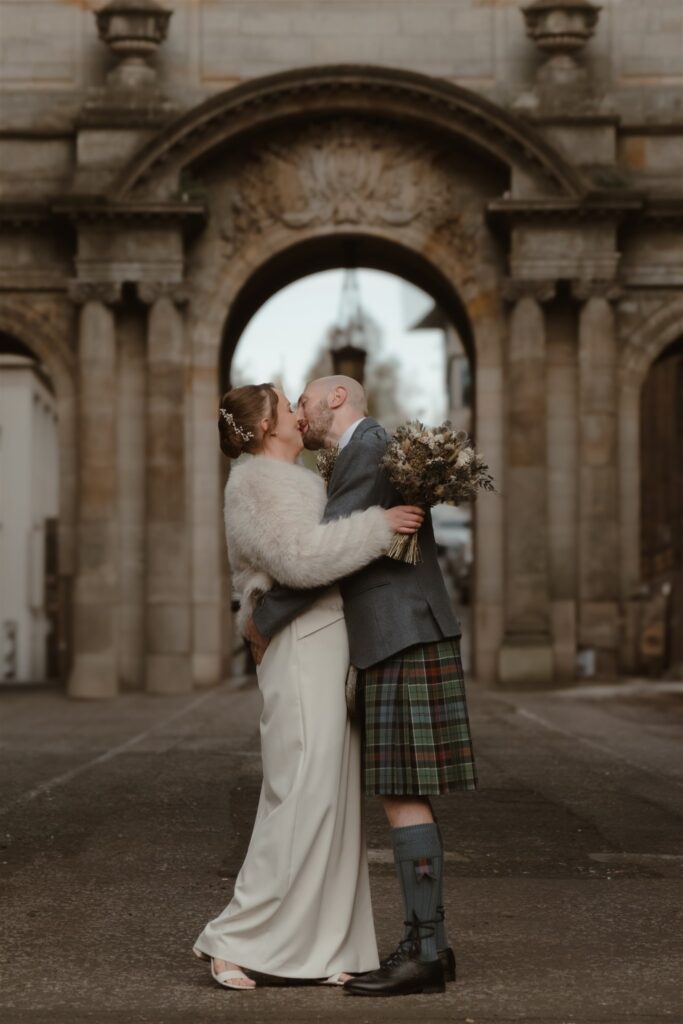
xmin=358 ymin=638 xmax=477 ymax=796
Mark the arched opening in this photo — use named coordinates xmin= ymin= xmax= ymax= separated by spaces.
xmin=221 ymin=234 xmax=474 ymax=389
xmin=115 ymin=65 xmax=582 ymax=202
xmin=108 ymin=62 xmax=574 ymax=690
xmin=639 ymin=335 xmax=683 ymax=676
xmin=0 ymin=333 xmax=60 ymax=685
xmin=219 ymin=236 xmax=476 ymax=669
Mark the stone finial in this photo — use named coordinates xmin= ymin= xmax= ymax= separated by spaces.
xmin=521 ymin=0 xmax=601 ymax=89
xmin=95 ymin=0 xmax=172 ymax=90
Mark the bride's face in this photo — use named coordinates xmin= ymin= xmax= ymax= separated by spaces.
xmin=272 ymin=389 xmax=304 ymax=455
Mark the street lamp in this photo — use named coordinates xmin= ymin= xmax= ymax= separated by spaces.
xmin=331 ymin=343 xmax=367 ymax=385
xmin=329 ymin=269 xmax=369 ymax=385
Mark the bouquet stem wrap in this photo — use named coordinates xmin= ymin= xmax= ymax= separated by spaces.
xmin=381 ymin=420 xmax=494 ymax=564
xmin=387 ymin=531 xmax=422 ymax=564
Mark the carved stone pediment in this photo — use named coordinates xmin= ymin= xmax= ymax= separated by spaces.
xmin=218 ymin=119 xmax=479 ymax=263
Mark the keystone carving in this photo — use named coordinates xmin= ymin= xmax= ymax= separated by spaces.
xmin=219 ymin=120 xmax=479 ymax=264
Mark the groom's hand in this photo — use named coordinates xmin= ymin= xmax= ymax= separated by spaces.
xmin=244 ymin=615 xmax=270 ymax=666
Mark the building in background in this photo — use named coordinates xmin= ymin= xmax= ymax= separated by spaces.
xmin=0 ymin=353 xmax=59 ymax=683
xmin=402 ymin=285 xmax=472 ymax=435
xmin=639 ymin=338 xmax=683 ymax=675
xmin=0 ymin=0 xmax=682 ymax=694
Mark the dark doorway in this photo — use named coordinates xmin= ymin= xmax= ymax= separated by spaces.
xmin=640 ymin=335 xmax=683 ymax=675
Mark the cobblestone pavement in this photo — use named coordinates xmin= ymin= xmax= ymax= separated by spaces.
xmin=1 ymin=676 xmax=682 ymax=1024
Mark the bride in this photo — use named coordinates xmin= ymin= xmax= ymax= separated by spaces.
xmin=193 ymin=382 xmax=423 ymax=990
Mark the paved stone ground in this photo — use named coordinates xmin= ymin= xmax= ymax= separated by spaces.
xmin=1 ymin=676 xmax=682 ymax=1024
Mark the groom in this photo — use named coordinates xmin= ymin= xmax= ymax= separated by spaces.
xmin=245 ymin=375 xmax=477 ymax=997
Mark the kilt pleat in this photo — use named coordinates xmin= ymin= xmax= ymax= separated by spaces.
xmin=358 ymin=637 xmax=477 ymax=796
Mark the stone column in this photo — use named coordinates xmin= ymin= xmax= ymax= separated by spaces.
xmin=117 ymin=306 xmax=146 ymax=690
xmin=618 ymin=369 xmax=642 ymax=673
xmin=471 ymin=306 xmax=506 ymax=687
xmin=498 ymin=282 xmax=555 ymax=686
xmin=67 ymin=283 xmax=121 ymax=699
xmin=575 ymin=286 xmax=620 ymax=677
xmin=546 ymin=293 xmax=579 ymax=681
xmin=187 ymin=305 xmax=225 ymax=688
xmin=139 ymin=284 xmax=192 ymax=695
xmin=190 ymin=362 xmax=223 ymax=687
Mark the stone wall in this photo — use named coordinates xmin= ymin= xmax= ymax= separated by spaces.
xmin=0 ymin=1 xmax=682 ymax=694
xmin=1 ymin=1 xmax=682 ymax=130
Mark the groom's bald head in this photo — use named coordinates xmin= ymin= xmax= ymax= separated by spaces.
xmin=307 ymin=375 xmax=367 ymax=412
xmin=297 ymin=375 xmax=369 ymax=449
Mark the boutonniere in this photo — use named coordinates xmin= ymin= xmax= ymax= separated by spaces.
xmin=316 ymin=445 xmax=340 ymax=486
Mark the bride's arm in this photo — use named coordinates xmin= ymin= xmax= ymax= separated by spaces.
xmin=228 ymin=483 xmax=394 ymax=590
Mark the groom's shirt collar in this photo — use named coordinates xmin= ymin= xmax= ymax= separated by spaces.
xmin=337 ymin=416 xmax=367 ymax=450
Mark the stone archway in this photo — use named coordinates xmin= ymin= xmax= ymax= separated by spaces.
xmin=619 ymin=297 xmax=683 ymax=672
xmin=176 ymin=109 xmax=512 ymax=683
xmin=113 ymin=65 xmax=584 ymax=203
xmin=100 ymin=65 xmax=583 ymax=690
xmin=217 ymin=232 xmax=490 ymax=674
xmin=0 ymin=298 xmax=77 ymax=682
xmin=219 ymin=233 xmax=476 ymax=388
xmin=621 ymin=297 xmax=683 ymax=384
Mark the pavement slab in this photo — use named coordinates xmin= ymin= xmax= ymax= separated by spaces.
xmin=1 ymin=679 xmax=682 ymax=1024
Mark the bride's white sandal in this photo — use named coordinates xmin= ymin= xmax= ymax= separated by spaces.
xmin=210 ymin=961 xmax=256 ymax=990
xmin=320 ymin=972 xmax=353 ymax=986
xmin=192 ymin=947 xmax=255 ymax=990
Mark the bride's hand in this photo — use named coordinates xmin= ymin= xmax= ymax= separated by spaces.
xmin=384 ymin=505 xmax=425 ymax=534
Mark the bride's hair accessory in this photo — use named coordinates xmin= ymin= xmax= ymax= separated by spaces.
xmin=219 ymin=408 xmax=254 ymax=442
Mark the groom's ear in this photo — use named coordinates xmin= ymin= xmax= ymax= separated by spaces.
xmin=328 ymin=385 xmax=347 ymax=409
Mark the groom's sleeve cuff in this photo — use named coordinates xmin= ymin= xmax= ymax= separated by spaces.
xmin=252 ymin=597 xmax=274 ymax=638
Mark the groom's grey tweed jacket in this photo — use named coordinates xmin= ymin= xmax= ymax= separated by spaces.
xmin=252 ymin=417 xmax=461 ymax=669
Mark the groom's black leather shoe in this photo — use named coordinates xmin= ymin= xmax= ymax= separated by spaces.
xmin=438 ymin=945 xmax=456 ymax=983
xmin=343 ymin=942 xmax=445 ymax=997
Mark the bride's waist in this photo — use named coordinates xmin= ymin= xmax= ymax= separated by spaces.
xmin=309 ymin=585 xmax=343 ymax=614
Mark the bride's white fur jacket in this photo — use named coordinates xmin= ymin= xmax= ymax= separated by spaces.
xmin=225 ymin=455 xmax=393 ymax=634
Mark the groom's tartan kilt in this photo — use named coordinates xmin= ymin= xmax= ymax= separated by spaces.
xmin=357 ymin=637 xmax=477 ymax=796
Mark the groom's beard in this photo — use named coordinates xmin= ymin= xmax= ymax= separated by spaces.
xmin=301 ymin=400 xmax=334 ymax=451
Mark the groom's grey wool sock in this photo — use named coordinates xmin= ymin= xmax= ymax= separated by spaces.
xmin=433 ymin=817 xmax=448 ymax=951
xmin=397 ymin=821 xmax=448 ymax=950
xmin=391 ymin=823 xmax=442 ymax=963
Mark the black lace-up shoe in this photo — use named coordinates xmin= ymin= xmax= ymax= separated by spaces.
xmin=343 ymin=939 xmax=445 ymax=997
xmin=438 ymin=945 xmax=456 ymax=983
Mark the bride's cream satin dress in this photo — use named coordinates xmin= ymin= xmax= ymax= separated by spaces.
xmin=193 ymin=591 xmax=379 ymax=979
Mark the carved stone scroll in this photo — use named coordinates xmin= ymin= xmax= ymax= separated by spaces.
xmin=218 ymin=119 xmax=479 ymax=263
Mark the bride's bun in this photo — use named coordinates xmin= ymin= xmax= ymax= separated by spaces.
xmin=218 ymin=418 xmax=247 ymax=460
xmin=218 ymin=383 xmax=279 ymax=460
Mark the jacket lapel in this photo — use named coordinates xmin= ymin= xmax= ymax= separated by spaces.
xmin=327 ymin=418 xmax=381 ymax=496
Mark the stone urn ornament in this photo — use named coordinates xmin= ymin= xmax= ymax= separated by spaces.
xmin=515 ymin=0 xmax=604 ymax=112
xmin=96 ymin=0 xmax=172 ymax=90
xmin=522 ymin=0 xmax=601 ymax=88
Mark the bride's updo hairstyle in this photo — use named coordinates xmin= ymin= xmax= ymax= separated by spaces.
xmin=218 ymin=383 xmax=279 ymax=459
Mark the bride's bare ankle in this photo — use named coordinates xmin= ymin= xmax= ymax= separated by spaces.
xmin=212 ymin=958 xmax=256 ymax=988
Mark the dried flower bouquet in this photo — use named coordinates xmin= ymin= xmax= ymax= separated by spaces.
xmin=381 ymin=420 xmax=494 ymax=564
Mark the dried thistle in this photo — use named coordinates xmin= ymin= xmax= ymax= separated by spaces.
xmin=382 ymin=420 xmax=494 ymax=563
xmin=316 ymin=445 xmax=340 ymax=485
